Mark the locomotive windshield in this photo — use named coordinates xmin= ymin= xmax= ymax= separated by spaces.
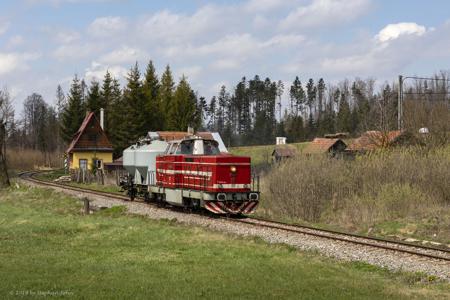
xmin=169 ymin=138 xmax=220 ymax=155
xmin=176 ymin=140 xmax=194 ymax=155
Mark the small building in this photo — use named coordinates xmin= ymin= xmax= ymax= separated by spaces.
xmin=346 ymin=130 xmax=414 ymax=152
xmin=104 ymin=157 xmax=124 ymax=172
xmin=276 ymin=137 xmax=287 ymax=145
xmin=303 ymin=138 xmax=347 ymax=157
xmin=272 ymin=146 xmax=297 ymax=162
xmin=66 ymin=111 xmax=113 ymax=171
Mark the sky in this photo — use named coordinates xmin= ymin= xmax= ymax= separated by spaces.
xmin=1 ymin=0 xmax=450 ymax=113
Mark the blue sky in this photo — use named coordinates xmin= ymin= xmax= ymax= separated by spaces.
xmin=1 ymin=0 xmax=450 ymax=113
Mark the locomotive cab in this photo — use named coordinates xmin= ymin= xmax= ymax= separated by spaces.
xmin=165 ymin=138 xmax=221 ymax=156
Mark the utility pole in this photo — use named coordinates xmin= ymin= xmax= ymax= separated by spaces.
xmin=398 ymin=75 xmax=403 ymax=130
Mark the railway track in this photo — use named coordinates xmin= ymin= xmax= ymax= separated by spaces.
xmin=19 ymin=171 xmax=450 ymax=263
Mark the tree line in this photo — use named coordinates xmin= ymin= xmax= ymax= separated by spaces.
xmin=2 ymin=61 xmax=448 ymax=161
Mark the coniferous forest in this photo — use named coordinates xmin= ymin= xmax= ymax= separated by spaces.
xmin=1 ymin=60 xmax=449 ymax=158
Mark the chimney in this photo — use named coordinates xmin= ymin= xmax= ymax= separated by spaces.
xmin=100 ymin=108 xmax=104 ymax=130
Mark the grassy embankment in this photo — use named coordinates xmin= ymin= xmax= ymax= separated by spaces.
xmin=260 ymin=146 xmax=450 ymax=245
xmin=230 ymin=142 xmax=310 ymax=170
xmin=0 ymin=184 xmax=449 ymax=299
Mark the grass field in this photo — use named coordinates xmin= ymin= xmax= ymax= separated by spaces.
xmin=34 ymin=169 xmax=122 ymax=194
xmin=0 ymin=184 xmax=449 ymax=299
xmin=229 ymin=142 xmax=310 ymax=169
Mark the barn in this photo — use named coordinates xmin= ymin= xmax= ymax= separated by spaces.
xmin=303 ymin=138 xmax=347 ymax=157
xmin=66 ymin=111 xmax=113 ymax=171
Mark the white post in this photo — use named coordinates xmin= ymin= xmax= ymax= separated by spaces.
xmin=100 ymin=108 xmax=104 ymax=130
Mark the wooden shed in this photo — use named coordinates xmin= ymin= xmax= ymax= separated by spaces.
xmin=66 ymin=112 xmax=113 ymax=171
xmin=272 ymin=146 xmax=297 ymax=162
xmin=303 ymin=138 xmax=347 ymax=157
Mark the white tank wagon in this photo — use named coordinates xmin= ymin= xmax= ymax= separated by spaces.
xmin=123 ymin=137 xmax=168 ymax=186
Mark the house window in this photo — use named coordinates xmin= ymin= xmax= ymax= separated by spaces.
xmin=94 ymin=159 xmax=103 ymax=169
xmin=79 ymin=159 xmax=88 ymax=171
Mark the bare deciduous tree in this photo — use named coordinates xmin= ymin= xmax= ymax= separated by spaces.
xmin=0 ymin=88 xmax=14 ymax=187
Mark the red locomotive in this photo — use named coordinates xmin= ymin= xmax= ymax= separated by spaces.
xmin=121 ymin=135 xmax=259 ymax=215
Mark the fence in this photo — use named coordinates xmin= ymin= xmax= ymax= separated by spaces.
xmin=70 ymin=168 xmax=127 ymax=185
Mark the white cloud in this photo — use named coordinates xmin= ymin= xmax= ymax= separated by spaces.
xmin=55 ymin=30 xmax=80 ymax=44
xmin=211 ymin=59 xmax=240 ymax=71
xmin=0 ymin=21 xmax=10 ymax=36
xmin=98 ymin=46 xmax=146 ymax=65
xmin=175 ymin=66 xmax=202 ymax=81
xmin=280 ymin=0 xmax=371 ymax=30
xmin=140 ymin=8 xmax=220 ymax=44
xmin=88 ymin=16 xmax=127 ymax=37
xmin=84 ymin=61 xmax=128 ymax=81
xmin=0 ymin=52 xmax=40 ymax=76
xmin=375 ymin=22 xmax=427 ymax=43
xmin=7 ymin=35 xmax=25 ymax=48
xmin=53 ymin=43 xmax=100 ymax=60
xmin=245 ymin=0 xmax=292 ymax=12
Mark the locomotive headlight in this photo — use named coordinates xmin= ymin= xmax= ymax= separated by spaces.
xmin=230 ymin=166 xmax=237 ymax=173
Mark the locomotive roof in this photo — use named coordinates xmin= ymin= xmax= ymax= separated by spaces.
xmin=167 ymin=136 xmax=217 ymax=144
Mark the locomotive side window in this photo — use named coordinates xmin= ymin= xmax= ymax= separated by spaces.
xmin=167 ymin=142 xmax=179 ymax=154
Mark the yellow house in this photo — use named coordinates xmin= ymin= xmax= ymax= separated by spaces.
xmin=66 ymin=111 xmax=113 ymax=171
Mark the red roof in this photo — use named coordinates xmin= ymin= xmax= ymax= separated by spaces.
xmin=303 ymin=138 xmax=346 ymax=154
xmin=347 ymin=130 xmax=403 ymax=151
xmin=66 ymin=112 xmax=113 ymax=153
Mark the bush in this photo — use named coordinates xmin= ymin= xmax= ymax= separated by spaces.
xmin=261 ymin=146 xmax=450 ymax=229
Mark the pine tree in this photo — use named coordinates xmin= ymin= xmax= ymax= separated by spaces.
xmin=123 ymin=62 xmax=145 ymax=142
xmin=167 ymin=76 xmax=197 ymax=131
xmin=317 ymin=78 xmax=325 ymax=133
xmin=336 ymin=92 xmax=351 ymax=132
xmin=158 ymin=65 xmax=175 ymax=129
xmin=101 ymin=71 xmax=114 ymax=135
xmin=86 ymin=80 xmax=102 ymax=115
xmin=142 ymin=60 xmax=160 ymax=131
xmin=306 ymin=78 xmax=317 ymax=138
xmin=289 ymin=76 xmax=305 ymax=116
xmin=61 ymin=75 xmax=85 ymax=143
xmin=207 ymin=96 xmax=217 ymax=130
xmin=197 ymin=96 xmax=207 ymax=129
xmin=109 ymin=78 xmax=128 ymax=156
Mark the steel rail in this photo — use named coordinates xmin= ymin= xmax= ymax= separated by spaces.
xmin=250 ymin=216 xmax=450 ymax=254
xmin=225 ymin=217 xmax=450 ymax=262
xmin=19 ymin=171 xmax=450 ymax=262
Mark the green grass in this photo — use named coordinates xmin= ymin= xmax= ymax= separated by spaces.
xmin=68 ymin=182 xmax=122 ymax=194
xmin=34 ymin=169 xmax=122 ymax=194
xmin=0 ymin=184 xmax=449 ymax=299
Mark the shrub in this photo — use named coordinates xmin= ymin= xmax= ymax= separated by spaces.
xmin=261 ymin=146 xmax=450 ymax=227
